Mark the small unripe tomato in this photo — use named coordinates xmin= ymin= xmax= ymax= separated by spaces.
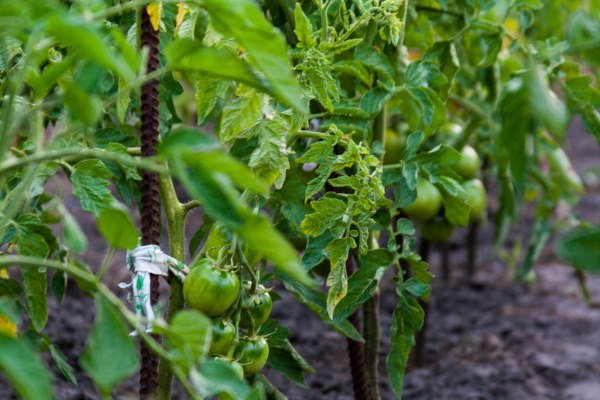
xmin=202 ymin=223 xmax=229 ymax=259
xmin=418 ymin=216 xmax=455 ymax=243
xmin=239 ymin=284 xmax=272 ymax=329
xmin=235 ymin=336 xmax=269 ymax=376
xmin=209 ymin=319 xmax=236 ymax=356
xmin=438 ymin=122 xmax=463 ymax=143
xmin=183 ymin=259 xmax=240 ymax=317
xmin=462 ymin=178 xmax=487 ymax=222
xmin=403 ymin=178 xmax=443 ymax=221
xmin=383 ymin=129 xmax=407 ymax=165
xmin=547 ymin=148 xmax=584 ymax=194
xmin=453 ymin=145 xmax=481 ymax=179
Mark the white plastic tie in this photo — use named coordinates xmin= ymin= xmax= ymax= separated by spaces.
xmin=121 ymin=244 xmax=189 ymax=334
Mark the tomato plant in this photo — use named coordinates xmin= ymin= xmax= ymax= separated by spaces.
xmin=0 ymin=0 xmax=599 ymax=399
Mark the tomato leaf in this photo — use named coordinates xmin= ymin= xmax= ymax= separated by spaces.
xmin=47 ymin=16 xmax=133 ymax=80
xmin=153 ymin=310 xmax=211 ymax=371
xmin=97 ymin=204 xmax=139 ymax=250
xmin=201 ymin=0 xmax=306 ymax=112
xmin=80 ymin=296 xmax=138 ymax=397
xmin=0 ymin=335 xmax=53 ymax=400
xmin=165 ymin=40 xmax=264 ymax=89
xmin=325 ymin=237 xmax=353 ymax=318
xmin=193 ymin=359 xmax=258 ymax=399
xmin=386 ymin=293 xmax=424 ymax=398
xmin=556 ymin=227 xmax=600 ymax=274
xmin=59 ymin=205 xmax=88 ymax=254
xmin=70 ymin=160 xmax=113 ymax=217
xmin=263 ymin=320 xmax=314 ymax=388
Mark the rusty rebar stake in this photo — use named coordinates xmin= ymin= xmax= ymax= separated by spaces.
xmin=139 ymin=7 xmax=161 ymax=398
xmin=346 ymin=255 xmax=371 ymax=400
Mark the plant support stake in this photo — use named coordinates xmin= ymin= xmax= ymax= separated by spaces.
xmin=139 ymin=6 xmax=161 ymax=398
xmin=346 ymin=255 xmax=371 ymax=400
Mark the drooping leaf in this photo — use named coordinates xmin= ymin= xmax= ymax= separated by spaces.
xmin=59 ymin=205 xmax=88 ymax=254
xmin=386 ymin=293 xmax=424 ymax=398
xmin=22 ymin=269 xmax=47 ymax=333
xmin=556 ymin=227 xmax=600 ymax=274
xmin=0 ymin=335 xmax=52 ymax=400
xmin=200 ymin=0 xmax=307 ymax=112
xmin=166 ymin=40 xmax=264 ymax=92
xmin=97 ymin=204 xmax=139 ymax=250
xmin=80 ymin=297 xmax=139 ymax=397
xmin=262 ymin=320 xmax=314 ymax=387
xmin=496 ymin=78 xmax=531 ymax=203
xmin=325 ymin=237 xmax=353 ymax=318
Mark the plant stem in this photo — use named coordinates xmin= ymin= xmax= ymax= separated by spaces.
xmin=0 ymin=148 xmax=166 ymax=177
xmin=466 ymin=221 xmax=479 ymax=281
xmin=575 ymin=270 xmax=592 ymax=306
xmin=440 ymin=241 xmax=450 ymax=282
xmin=363 ymin=108 xmax=386 ymax=400
xmin=415 ymin=5 xmax=463 ymax=18
xmin=156 ymin=171 xmax=188 ymax=399
xmin=409 ymin=238 xmax=430 ymax=369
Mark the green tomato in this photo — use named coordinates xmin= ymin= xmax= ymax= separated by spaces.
xmin=212 ymin=357 xmax=245 ymax=380
xmin=239 ymin=284 xmax=272 ymax=329
xmin=462 ymin=178 xmax=487 ymax=222
xmin=183 ymin=258 xmax=240 ymax=317
xmin=212 ymin=357 xmax=245 ymax=400
xmin=547 ymin=148 xmax=584 ymax=194
xmin=403 ymin=178 xmax=443 ymax=221
xmin=235 ymin=336 xmax=269 ymax=376
xmin=209 ymin=319 xmax=236 ymax=356
xmin=383 ymin=129 xmax=407 ymax=165
xmin=438 ymin=122 xmax=463 ymax=143
xmin=418 ymin=216 xmax=455 ymax=243
xmin=202 ymin=223 xmax=229 ymax=259
xmin=453 ymin=145 xmax=481 ymax=179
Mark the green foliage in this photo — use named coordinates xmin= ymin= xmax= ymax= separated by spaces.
xmin=0 ymin=335 xmax=53 ymax=400
xmin=80 ymin=297 xmax=139 ymax=396
xmin=0 ymin=0 xmax=599 ymax=398
xmin=97 ymin=204 xmax=140 ymax=250
xmin=557 ymin=227 xmax=600 ymax=274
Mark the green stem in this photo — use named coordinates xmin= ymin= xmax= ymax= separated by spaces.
xmin=448 ymin=93 xmax=498 ymax=131
xmin=415 ymin=5 xmax=463 ymax=18
xmin=363 ymin=108 xmax=386 ymax=400
xmin=575 ymin=269 xmax=592 ymax=306
xmin=156 ymin=170 xmax=189 ymax=400
xmin=397 ymin=0 xmax=410 ymax=52
xmin=0 ymin=148 xmax=166 ymax=177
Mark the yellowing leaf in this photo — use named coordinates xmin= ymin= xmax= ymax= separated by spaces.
xmin=0 ymin=269 xmax=8 ymax=279
xmin=175 ymin=3 xmax=189 ymax=32
xmin=147 ymin=3 xmax=162 ymax=32
xmin=0 ymin=316 xmax=17 ymax=337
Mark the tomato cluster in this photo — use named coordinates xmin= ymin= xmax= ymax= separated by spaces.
xmin=384 ymin=122 xmax=488 ymax=243
xmin=182 ymin=245 xmax=273 ymax=379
